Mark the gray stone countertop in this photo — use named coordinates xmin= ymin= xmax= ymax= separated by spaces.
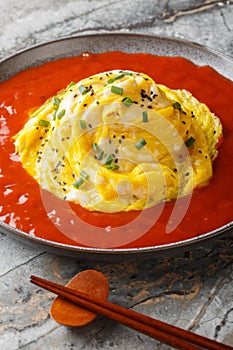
xmin=0 ymin=1 xmax=233 ymax=349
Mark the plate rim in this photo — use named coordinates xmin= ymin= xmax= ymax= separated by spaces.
xmin=1 ymin=32 xmax=233 ymax=257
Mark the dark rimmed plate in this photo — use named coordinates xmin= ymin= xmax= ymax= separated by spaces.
xmin=0 ymin=33 xmax=232 ymax=260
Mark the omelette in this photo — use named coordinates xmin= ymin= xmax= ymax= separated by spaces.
xmin=14 ymin=70 xmax=222 ymax=212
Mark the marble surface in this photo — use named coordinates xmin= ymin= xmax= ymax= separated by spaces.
xmin=0 ymin=1 xmax=233 ymax=349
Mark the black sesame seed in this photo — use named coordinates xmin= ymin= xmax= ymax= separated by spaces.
xmin=147 ymin=106 xmax=152 ymax=109
xmin=74 ymin=94 xmax=78 ymax=98
xmin=182 ymin=121 xmax=186 ymax=125
xmin=83 ymin=103 xmax=88 ymax=107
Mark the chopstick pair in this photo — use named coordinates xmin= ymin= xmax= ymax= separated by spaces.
xmin=30 ymin=275 xmax=233 ymax=350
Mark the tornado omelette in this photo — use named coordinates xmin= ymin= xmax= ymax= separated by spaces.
xmin=14 ymin=70 xmax=222 ymax=212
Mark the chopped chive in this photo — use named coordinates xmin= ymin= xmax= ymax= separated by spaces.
xmin=103 ymin=153 xmax=114 ymax=165
xmin=185 ymin=136 xmax=195 ymax=147
xmin=173 ymin=101 xmax=182 ymax=110
xmin=79 ymin=119 xmax=87 ymax=129
xmin=79 ymin=84 xmax=88 ymax=95
xmin=52 ymin=97 xmax=61 ymax=110
xmin=80 ymin=170 xmax=89 ymax=180
xmin=107 ymin=78 xmax=115 ymax=84
xmin=122 ymin=97 xmax=133 ymax=107
xmin=123 ymin=71 xmax=133 ymax=76
xmin=68 ymin=81 xmax=76 ymax=88
xmin=106 ymin=164 xmax=120 ymax=170
xmin=111 ymin=85 xmax=123 ymax=95
xmin=39 ymin=119 xmax=50 ymax=127
xmin=92 ymin=142 xmax=99 ymax=151
xmin=73 ymin=177 xmax=84 ymax=188
xmin=142 ymin=110 xmax=149 ymax=122
xmin=57 ymin=109 xmax=66 ymax=119
xmin=97 ymin=149 xmax=104 ymax=160
xmin=135 ymin=138 xmax=147 ymax=150
xmin=114 ymin=73 xmax=125 ymax=81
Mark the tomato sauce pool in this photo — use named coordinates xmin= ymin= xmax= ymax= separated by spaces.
xmin=0 ymin=52 xmax=232 ymax=249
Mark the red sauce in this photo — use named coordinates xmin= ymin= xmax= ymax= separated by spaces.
xmin=0 ymin=52 xmax=232 ymax=249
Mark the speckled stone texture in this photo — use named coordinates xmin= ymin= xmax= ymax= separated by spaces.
xmin=0 ymin=1 xmax=233 ymax=349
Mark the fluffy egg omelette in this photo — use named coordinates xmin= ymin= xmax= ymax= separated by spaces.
xmin=14 ymin=70 xmax=222 ymax=212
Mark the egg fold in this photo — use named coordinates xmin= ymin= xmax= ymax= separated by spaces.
xmin=14 ymin=70 xmax=222 ymax=212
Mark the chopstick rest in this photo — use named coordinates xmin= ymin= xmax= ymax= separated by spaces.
xmin=50 ymin=270 xmax=109 ymax=327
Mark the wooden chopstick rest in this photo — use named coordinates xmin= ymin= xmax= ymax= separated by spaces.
xmin=50 ymin=269 xmax=109 ymax=327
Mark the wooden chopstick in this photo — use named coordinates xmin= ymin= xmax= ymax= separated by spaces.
xmin=30 ymin=275 xmax=233 ymax=350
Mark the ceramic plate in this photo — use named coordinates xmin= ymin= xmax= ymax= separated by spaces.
xmin=0 ymin=33 xmax=232 ymax=259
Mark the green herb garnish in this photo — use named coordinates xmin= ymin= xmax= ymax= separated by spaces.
xmin=68 ymin=81 xmax=76 ymax=88
xmin=73 ymin=177 xmax=85 ymax=188
xmin=57 ymin=109 xmax=66 ymax=119
xmin=52 ymin=97 xmax=61 ymax=110
xmin=142 ymin=111 xmax=149 ymax=122
xmin=173 ymin=101 xmax=182 ymax=110
xmin=97 ymin=150 xmax=104 ymax=160
xmin=79 ymin=84 xmax=88 ymax=95
xmin=92 ymin=143 xmax=99 ymax=151
xmin=135 ymin=138 xmax=147 ymax=150
xmin=103 ymin=153 xmax=114 ymax=165
xmin=111 ymin=86 xmax=123 ymax=95
xmin=39 ymin=119 xmax=50 ymax=127
xmin=79 ymin=119 xmax=87 ymax=129
xmin=185 ymin=136 xmax=195 ymax=147
xmin=80 ymin=170 xmax=89 ymax=180
xmin=122 ymin=97 xmax=133 ymax=107
xmin=106 ymin=164 xmax=120 ymax=170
